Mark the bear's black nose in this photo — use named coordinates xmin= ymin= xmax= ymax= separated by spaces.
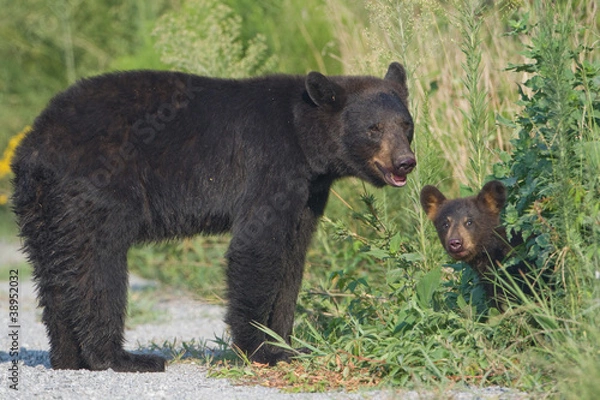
xmin=395 ymin=157 xmax=416 ymax=174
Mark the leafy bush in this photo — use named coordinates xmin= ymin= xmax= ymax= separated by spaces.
xmin=492 ymin=5 xmax=600 ymax=397
xmin=494 ymin=9 xmax=600 ymax=293
xmin=153 ymin=0 xmax=277 ymax=77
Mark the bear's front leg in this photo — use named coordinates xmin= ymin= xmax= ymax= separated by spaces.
xmin=225 ymin=204 xmax=317 ymax=365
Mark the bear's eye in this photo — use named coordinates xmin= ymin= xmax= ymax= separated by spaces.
xmin=465 ymin=219 xmax=473 ymax=227
xmin=441 ymin=221 xmax=450 ymax=230
xmin=367 ymin=123 xmax=384 ymax=139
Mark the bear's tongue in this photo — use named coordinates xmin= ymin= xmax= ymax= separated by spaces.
xmin=385 ymin=171 xmax=407 ymax=187
xmin=375 ymin=162 xmax=408 ymax=187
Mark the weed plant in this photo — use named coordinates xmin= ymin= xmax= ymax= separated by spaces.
xmin=153 ymin=0 xmax=277 ymax=78
xmin=493 ymin=3 xmax=600 ymax=396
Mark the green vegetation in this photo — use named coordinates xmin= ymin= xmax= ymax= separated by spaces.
xmin=127 ymin=286 xmax=168 ymax=328
xmin=153 ymin=0 xmax=277 ymax=77
xmin=0 ymin=0 xmax=598 ymax=397
xmin=128 ymin=237 xmax=228 ymax=301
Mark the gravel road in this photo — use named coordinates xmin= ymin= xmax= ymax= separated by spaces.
xmin=0 ymin=240 xmax=526 ymax=399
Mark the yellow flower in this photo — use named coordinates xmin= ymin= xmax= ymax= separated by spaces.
xmin=0 ymin=194 xmax=7 ymax=205
xmin=0 ymin=159 xmax=9 ymax=176
xmin=0 ymin=126 xmax=30 ymax=179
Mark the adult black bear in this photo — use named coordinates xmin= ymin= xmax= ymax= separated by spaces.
xmin=12 ymin=63 xmax=416 ymax=371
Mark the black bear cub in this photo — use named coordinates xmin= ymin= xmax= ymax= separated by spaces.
xmin=12 ymin=63 xmax=415 ymax=371
xmin=420 ymin=180 xmax=530 ymax=310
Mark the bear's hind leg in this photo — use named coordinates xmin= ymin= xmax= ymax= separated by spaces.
xmin=74 ymin=247 xmax=166 ymax=372
xmin=13 ymin=168 xmax=164 ymax=371
xmin=37 ymin=284 xmax=86 ymax=369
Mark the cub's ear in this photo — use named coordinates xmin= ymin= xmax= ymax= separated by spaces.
xmin=384 ymin=62 xmax=407 ymax=86
xmin=420 ymin=185 xmax=447 ymax=221
xmin=305 ymin=72 xmax=346 ymax=109
xmin=476 ymin=180 xmax=507 ymax=216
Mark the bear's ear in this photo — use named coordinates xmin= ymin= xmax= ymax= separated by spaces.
xmin=476 ymin=180 xmax=507 ymax=216
xmin=305 ymin=72 xmax=346 ymax=109
xmin=420 ymin=185 xmax=447 ymax=221
xmin=384 ymin=62 xmax=407 ymax=86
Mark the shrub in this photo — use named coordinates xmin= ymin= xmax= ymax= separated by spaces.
xmin=152 ymin=0 xmax=276 ymax=77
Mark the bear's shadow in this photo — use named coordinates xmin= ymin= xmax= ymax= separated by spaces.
xmin=0 ymin=348 xmax=51 ymax=368
xmin=0 ymin=345 xmax=224 ymax=369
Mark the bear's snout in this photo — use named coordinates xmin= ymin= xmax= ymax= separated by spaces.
xmin=448 ymin=238 xmax=463 ymax=253
xmin=446 ymin=237 xmax=473 ymax=260
xmin=373 ymin=153 xmax=416 ymax=187
xmin=394 ymin=156 xmax=416 ymax=175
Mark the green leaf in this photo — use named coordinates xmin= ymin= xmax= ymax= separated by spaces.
xmin=389 ymin=232 xmax=402 ymax=254
xmin=459 ymin=184 xmax=475 ymax=197
xmin=366 ymin=248 xmax=390 ymax=260
xmin=456 ymin=294 xmax=468 ymax=310
xmin=496 ymin=113 xmax=516 ymax=128
xmin=416 ymin=267 xmax=442 ymax=309
xmin=400 ymin=252 xmax=423 ymax=263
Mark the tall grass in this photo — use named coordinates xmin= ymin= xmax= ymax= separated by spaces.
xmin=457 ymin=0 xmax=491 ymax=189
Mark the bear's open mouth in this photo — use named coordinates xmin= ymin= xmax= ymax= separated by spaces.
xmin=375 ymin=163 xmax=407 ymax=187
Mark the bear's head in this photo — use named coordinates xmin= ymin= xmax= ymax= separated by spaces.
xmin=420 ymin=180 xmax=507 ymax=262
xmin=305 ymin=62 xmax=416 ymax=187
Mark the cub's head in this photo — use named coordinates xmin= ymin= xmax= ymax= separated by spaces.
xmin=420 ymin=180 xmax=507 ymax=262
xmin=305 ymin=62 xmax=416 ymax=187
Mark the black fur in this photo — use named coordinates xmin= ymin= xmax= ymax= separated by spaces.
xmin=11 ymin=63 xmax=415 ymax=370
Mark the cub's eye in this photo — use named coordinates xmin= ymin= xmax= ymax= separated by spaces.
xmin=465 ymin=219 xmax=473 ymax=227
xmin=442 ymin=221 xmax=450 ymax=230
